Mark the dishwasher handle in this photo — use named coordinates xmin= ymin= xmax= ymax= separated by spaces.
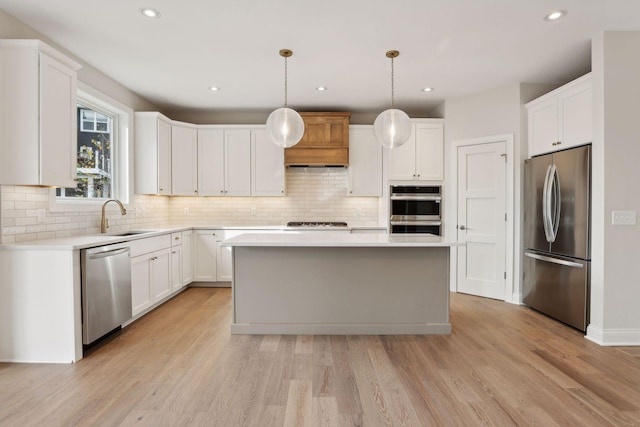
xmin=87 ymin=247 xmax=129 ymax=259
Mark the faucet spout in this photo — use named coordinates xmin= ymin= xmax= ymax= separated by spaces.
xmin=101 ymin=199 xmax=127 ymax=234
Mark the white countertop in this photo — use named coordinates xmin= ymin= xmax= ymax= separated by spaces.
xmin=0 ymin=225 xmax=389 ymax=251
xmin=222 ymin=233 xmax=459 ymax=247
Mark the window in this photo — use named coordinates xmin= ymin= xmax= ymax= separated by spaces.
xmin=57 ymin=104 xmax=115 ymax=199
xmin=51 ymin=82 xmax=133 ymax=210
xmin=80 ymin=109 xmax=111 ymax=133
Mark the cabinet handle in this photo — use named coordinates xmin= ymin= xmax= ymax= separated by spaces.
xmin=175 ymin=236 xmax=180 ymax=240
xmin=172 ymin=251 xmax=176 ymax=254
xmin=159 ymin=188 xmax=164 ymax=191
xmin=194 ymin=190 xmax=197 ymax=193
xmin=556 ymin=141 xmax=562 ymax=145
xmin=220 ymin=190 xmax=224 ymax=194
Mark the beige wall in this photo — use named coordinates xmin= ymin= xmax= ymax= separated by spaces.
xmin=589 ymin=31 xmax=640 ymax=344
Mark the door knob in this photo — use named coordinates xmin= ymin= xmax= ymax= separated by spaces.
xmin=459 ymin=225 xmax=466 ymax=230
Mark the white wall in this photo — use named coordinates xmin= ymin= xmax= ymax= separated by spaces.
xmin=588 ymin=32 xmax=640 ymax=345
xmin=442 ymin=82 xmax=555 ymax=301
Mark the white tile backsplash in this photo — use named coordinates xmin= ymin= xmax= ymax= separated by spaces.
xmin=1 ymin=168 xmax=380 ymax=243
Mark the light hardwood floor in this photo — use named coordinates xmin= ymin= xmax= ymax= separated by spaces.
xmin=1 ymin=287 xmax=639 ymax=426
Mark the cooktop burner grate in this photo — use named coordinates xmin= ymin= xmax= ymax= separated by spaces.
xmin=286 ymin=221 xmax=348 ymax=227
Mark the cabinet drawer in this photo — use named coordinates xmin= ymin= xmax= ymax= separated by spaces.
xmin=130 ymin=234 xmax=171 ymax=257
xmin=171 ymin=232 xmax=182 ymax=246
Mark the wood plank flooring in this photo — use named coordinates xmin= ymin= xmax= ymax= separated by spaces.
xmin=1 ymin=287 xmax=639 ymax=426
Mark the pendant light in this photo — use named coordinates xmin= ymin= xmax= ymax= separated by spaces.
xmin=266 ymin=49 xmax=305 ymax=148
xmin=373 ymin=50 xmax=412 ymax=149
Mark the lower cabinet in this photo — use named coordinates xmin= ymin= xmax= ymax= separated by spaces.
xmin=194 ymin=229 xmax=219 ymax=281
xmin=130 ymin=231 xmax=194 ymax=317
xmin=131 ymin=247 xmax=171 ymax=316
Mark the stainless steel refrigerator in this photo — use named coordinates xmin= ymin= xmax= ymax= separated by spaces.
xmin=523 ymin=145 xmax=590 ymax=332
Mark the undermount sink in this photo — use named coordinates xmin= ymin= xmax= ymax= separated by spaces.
xmin=108 ymin=230 xmax=154 ymax=237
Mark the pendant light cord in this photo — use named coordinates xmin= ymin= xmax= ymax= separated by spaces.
xmin=284 ymin=55 xmax=288 ymax=108
xmin=391 ymin=56 xmax=395 ymax=109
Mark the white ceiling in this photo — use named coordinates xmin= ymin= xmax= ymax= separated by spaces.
xmin=1 ymin=0 xmax=639 ymax=116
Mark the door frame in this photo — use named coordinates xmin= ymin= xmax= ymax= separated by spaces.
xmin=448 ymin=133 xmax=515 ymax=302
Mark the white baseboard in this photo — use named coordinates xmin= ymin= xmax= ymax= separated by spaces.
xmin=586 ymin=325 xmax=640 ymax=346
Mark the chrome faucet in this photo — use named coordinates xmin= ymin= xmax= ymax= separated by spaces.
xmin=101 ymin=199 xmax=127 ymax=233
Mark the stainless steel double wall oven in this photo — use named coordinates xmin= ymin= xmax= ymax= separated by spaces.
xmin=389 ymin=185 xmax=442 ymax=235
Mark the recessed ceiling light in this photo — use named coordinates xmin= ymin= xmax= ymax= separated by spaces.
xmin=545 ymin=10 xmax=567 ymax=21
xmin=209 ymin=86 xmax=220 ymax=92
xmin=140 ymin=7 xmax=161 ymax=18
xmin=316 ymin=86 xmax=327 ymax=91
xmin=422 ymin=87 xmax=434 ymax=92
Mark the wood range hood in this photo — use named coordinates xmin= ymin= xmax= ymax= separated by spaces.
xmin=284 ymin=112 xmax=351 ymax=167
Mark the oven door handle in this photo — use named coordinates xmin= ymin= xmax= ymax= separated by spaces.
xmin=390 ymin=195 xmax=442 ymax=201
xmin=390 ymin=220 xmax=442 ymax=226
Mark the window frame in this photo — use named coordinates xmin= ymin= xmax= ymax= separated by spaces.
xmin=49 ymin=82 xmax=134 ymax=211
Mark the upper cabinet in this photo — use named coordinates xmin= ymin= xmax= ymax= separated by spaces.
xmin=348 ymin=126 xmax=382 ymax=197
xmin=526 ymin=73 xmax=592 ymax=157
xmin=388 ymin=119 xmax=444 ymax=181
xmin=197 ymin=128 xmax=225 ymax=196
xmin=171 ymin=123 xmax=198 ymax=196
xmin=0 ymin=40 xmax=81 ymax=186
xmin=134 ymin=112 xmax=172 ymax=195
xmin=285 ymin=112 xmax=351 ymax=166
xmin=252 ymin=128 xmax=285 ymax=196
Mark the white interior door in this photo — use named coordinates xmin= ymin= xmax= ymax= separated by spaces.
xmin=457 ymin=141 xmax=506 ymax=300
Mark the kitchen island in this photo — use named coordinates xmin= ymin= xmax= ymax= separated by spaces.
xmin=223 ymin=233 xmax=459 ymax=335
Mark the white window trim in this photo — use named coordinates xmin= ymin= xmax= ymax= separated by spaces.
xmin=49 ymin=82 xmax=134 ymax=212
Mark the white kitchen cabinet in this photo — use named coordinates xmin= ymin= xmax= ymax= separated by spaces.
xmin=194 ymin=229 xmax=219 ymax=281
xmin=388 ymin=119 xmax=444 ymax=181
xmin=197 ymin=128 xmax=225 ymax=196
xmin=348 ymin=126 xmax=382 ymax=196
xmin=131 ymin=247 xmax=171 ymax=316
xmin=197 ymin=127 xmax=252 ymax=196
xmin=170 ymin=245 xmax=183 ymax=292
xmin=527 ymin=73 xmax=592 ymax=157
xmin=171 ymin=123 xmax=198 ymax=196
xmin=0 ymin=40 xmax=81 ymax=187
xmin=181 ymin=230 xmax=194 ymax=285
xmin=225 ymin=129 xmax=252 ymax=196
xmin=251 ymin=128 xmax=285 ymax=196
xmin=134 ymin=112 xmax=172 ymax=195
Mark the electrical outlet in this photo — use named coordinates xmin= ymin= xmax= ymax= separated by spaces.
xmin=135 ymin=207 xmax=142 ymax=217
xmin=355 ymin=208 xmax=362 ymax=216
xmin=612 ymin=210 xmax=637 ymax=226
xmin=184 ymin=207 xmax=190 ymax=216
xmin=250 ymin=207 xmax=257 ymax=216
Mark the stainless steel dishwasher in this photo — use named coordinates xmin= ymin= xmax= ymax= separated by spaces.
xmin=81 ymin=242 xmax=132 ymax=345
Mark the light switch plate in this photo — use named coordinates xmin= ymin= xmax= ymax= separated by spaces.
xmin=612 ymin=210 xmax=637 ymax=226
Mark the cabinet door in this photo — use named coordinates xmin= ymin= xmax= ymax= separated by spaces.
xmin=251 ymin=128 xmax=285 ymax=196
xmin=558 ymin=81 xmax=592 ymax=150
xmin=197 ymin=128 xmax=225 ymax=196
xmin=225 ymin=129 xmax=252 ymax=196
xmin=215 ymin=232 xmax=233 ymax=282
xmin=39 ymin=53 xmax=77 ymax=187
xmin=150 ymin=248 xmax=171 ymax=302
xmin=194 ymin=230 xmax=218 ymax=281
xmin=157 ymin=119 xmax=172 ymax=195
xmin=181 ymin=230 xmax=193 ymax=285
xmin=528 ymin=98 xmax=559 ymax=157
xmin=388 ymin=129 xmax=416 ymax=181
xmin=415 ymin=122 xmax=444 ymax=181
xmin=348 ymin=126 xmax=382 ymax=196
xmin=171 ymin=245 xmax=183 ymax=292
xmin=131 ymin=254 xmax=152 ymax=316
xmin=171 ymin=125 xmax=198 ymax=196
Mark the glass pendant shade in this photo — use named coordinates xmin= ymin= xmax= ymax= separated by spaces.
xmin=373 ymin=108 xmax=412 ymax=148
xmin=266 ymin=107 xmax=305 ymax=148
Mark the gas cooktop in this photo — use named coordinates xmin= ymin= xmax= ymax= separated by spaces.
xmin=286 ymin=221 xmax=349 ymax=227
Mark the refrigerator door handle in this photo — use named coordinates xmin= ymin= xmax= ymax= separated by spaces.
xmin=550 ymin=164 xmax=561 ymax=242
xmin=542 ymin=164 xmax=554 ymax=242
xmin=524 ymin=251 xmax=584 ymax=268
